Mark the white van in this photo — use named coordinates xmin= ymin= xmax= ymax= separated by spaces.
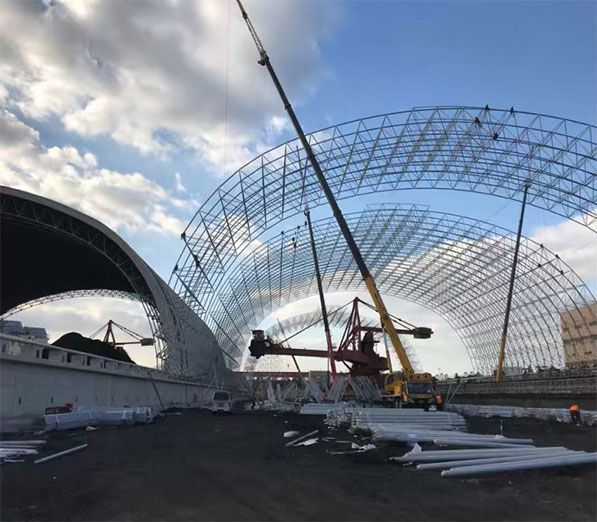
xmin=211 ymin=391 xmax=232 ymax=414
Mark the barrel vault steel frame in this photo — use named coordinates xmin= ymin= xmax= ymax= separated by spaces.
xmin=171 ymin=107 xmax=596 ymax=373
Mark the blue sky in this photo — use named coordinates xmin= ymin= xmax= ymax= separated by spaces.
xmin=1 ymin=0 xmax=595 ymax=371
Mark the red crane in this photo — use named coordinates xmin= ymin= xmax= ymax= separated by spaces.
xmin=249 ymin=298 xmax=431 ymax=377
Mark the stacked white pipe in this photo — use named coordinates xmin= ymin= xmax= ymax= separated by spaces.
xmin=0 ymin=440 xmax=46 ymax=462
xmin=351 ymin=408 xmax=467 ymax=432
xmin=391 ymin=440 xmax=597 ymax=477
xmin=44 ymin=406 xmax=157 ymax=431
xmin=307 ymin=404 xmax=468 ymax=433
xmin=448 ymin=404 xmax=597 ymax=426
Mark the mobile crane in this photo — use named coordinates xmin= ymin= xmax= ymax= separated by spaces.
xmin=235 ymin=0 xmax=435 ymax=407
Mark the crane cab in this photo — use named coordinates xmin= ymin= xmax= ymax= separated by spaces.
xmin=384 ymin=371 xmax=434 ymax=408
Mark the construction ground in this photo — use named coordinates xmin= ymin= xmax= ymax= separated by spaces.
xmin=1 ymin=407 xmax=596 ymax=522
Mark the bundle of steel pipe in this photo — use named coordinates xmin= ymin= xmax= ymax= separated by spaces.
xmin=300 ymin=403 xmax=350 ymax=415
xmin=353 ymin=413 xmax=467 ymax=432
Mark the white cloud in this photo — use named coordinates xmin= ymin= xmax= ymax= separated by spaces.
xmin=0 ymin=0 xmax=340 ymax=174
xmin=173 ymin=172 xmax=187 ymax=194
xmin=0 ymin=109 xmax=192 ymax=237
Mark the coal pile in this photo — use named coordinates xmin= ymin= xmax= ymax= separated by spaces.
xmin=52 ymin=332 xmax=136 ymax=364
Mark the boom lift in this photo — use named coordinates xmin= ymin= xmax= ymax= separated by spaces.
xmin=236 ymin=0 xmax=435 ymax=406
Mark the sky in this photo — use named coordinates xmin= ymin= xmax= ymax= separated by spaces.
xmin=1 ymin=0 xmax=595 ymax=372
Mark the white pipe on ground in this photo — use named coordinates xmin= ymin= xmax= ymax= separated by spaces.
xmin=0 ymin=448 xmax=37 ymax=457
xmin=286 ymin=429 xmax=319 ymax=447
xmin=0 ymin=440 xmax=47 ymax=446
xmin=369 ymin=428 xmax=532 ymax=442
xmin=373 ymin=432 xmax=534 ymax=445
xmin=391 ymin=447 xmax=568 ymax=462
xmin=34 ymin=444 xmax=88 ymax=464
xmin=441 ymin=452 xmax=597 ymax=477
xmin=416 ymin=451 xmax=581 ymax=470
xmin=432 ymin=439 xmax=528 ymax=448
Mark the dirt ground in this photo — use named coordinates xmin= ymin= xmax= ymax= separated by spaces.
xmin=1 ymin=408 xmax=596 ymax=522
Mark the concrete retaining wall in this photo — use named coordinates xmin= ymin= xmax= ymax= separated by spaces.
xmin=0 ymin=334 xmax=218 ymax=432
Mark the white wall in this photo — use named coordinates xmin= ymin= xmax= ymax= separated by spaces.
xmin=0 ymin=335 xmax=218 ymax=432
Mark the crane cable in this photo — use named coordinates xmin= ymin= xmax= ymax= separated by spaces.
xmin=222 ymin=0 xmax=231 ymax=177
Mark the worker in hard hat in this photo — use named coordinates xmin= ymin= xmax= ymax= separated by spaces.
xmin=435 ymin=393 xmax=444 ymax=411
xmin=569 ymin=404 xmax=581 ymax=425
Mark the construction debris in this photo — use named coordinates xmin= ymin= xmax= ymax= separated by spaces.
xmin=329 ymin=442 xmax=377 ymax=455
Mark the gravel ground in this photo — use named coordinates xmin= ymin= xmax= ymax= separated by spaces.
xmin=1 ymin=408 xmax=596 ymax=521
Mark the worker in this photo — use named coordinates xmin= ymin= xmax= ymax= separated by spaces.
xmin=569 ymin=404 xmax=581 ymax=425
xmin=474 ymin=117 xmax=482 ymax=128
xmin=435 ymin=393 xmax=444 ymax=411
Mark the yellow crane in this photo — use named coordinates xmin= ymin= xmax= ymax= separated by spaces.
xmin=235 ymin=1 xmax=434 ymax=406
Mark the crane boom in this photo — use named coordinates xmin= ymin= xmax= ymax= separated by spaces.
xmin=235 ymin=0 xmax=415 ymax=377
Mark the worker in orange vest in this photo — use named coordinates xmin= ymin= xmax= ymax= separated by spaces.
xmin=569 ymin=404 xmax=581 ymax=425
xmin=435 ymin=394 xmax=444 ymax=411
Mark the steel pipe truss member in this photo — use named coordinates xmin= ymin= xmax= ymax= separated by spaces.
xmin=172 ymin=108 xmax=596 ymax=306
xmin=0 ymin=289 xmax=144 ymax=319
xmin=174 ymin=203 xmax=595 ymax=374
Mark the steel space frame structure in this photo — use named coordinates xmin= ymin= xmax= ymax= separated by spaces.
xmin=171 ymin=106 xmax=596 ymax=374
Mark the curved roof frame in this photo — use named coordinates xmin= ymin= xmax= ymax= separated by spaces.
xmin=179 ymin=204 xmax=595 ymax=374
xmin=171 ymin=107 xmax=596 ymax=346
xmin=1 ymin=187 xmax=227 ymax=380
xmin=1 ymin=289 xmax=145 ymax=320
xmin=1 ymin=191 xmax=153 ymax=301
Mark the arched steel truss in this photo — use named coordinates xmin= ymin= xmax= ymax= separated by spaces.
xmin=175 ymin=203 xmax=595 ymax=374
xmin=1 ymin=289 xmax=143 ymax=319
xmin=172 ymin=107 xmax=596 ymax=374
